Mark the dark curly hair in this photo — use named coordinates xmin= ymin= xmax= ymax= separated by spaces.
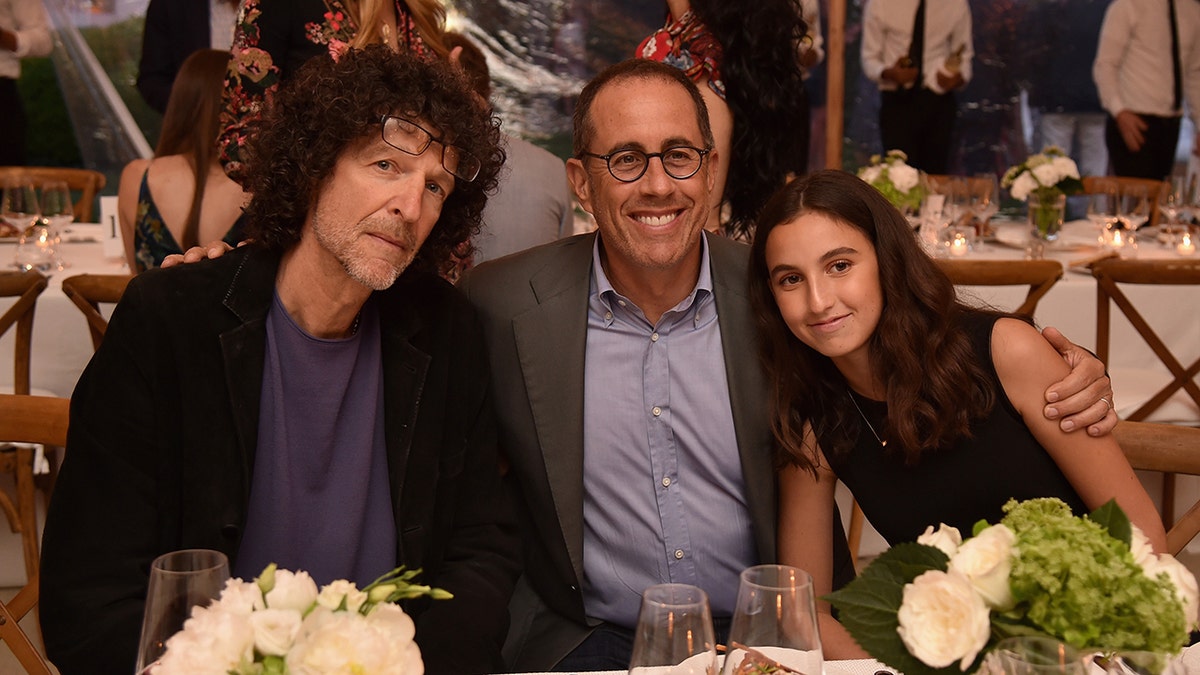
xmin=692 ymin=0 xmax=810 ymax=239
xmin=240 ymin=44 xmax=503 ymax=273
xmin=749 ymin=170 xmax=1000 ymax=474
xmin=573 ymin=58 xmax=715 ymax=159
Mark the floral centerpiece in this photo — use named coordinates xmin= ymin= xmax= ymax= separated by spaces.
xmin=827 ymin=498 xmax=1198 ymax=675
xmin=152 ymin=564 xmax=451 ymax=675
xmin=1001 ymin=146 xmax=1084 ymax=239
xmin=858 ymin=150 xmax=928 ymax=213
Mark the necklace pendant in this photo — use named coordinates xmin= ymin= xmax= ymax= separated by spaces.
xmin=880 ymin=440 xmax=887 ymax=447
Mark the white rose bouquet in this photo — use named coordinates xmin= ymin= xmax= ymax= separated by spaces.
xmin=827 ymin=498 xmax=1197 ymax=675
xmin=1001 ymin=147 xmax=1084 ymax=238
xmin=857 ymin=150 xmax=928 ymax=213
xmin=151 ymin=564 xmax=451 ymax=675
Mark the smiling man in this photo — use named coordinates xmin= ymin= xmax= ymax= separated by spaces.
xmin=39 ymin=46 xmax=519 ymax=675
xmin=458 ymin=58 xmax=1120 ymax=672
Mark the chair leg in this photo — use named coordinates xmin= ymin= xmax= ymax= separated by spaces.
xmin=0 ymin=585 xmax=52 ymax=675
xmin=14 ymin=446 xmax=40 ymax=587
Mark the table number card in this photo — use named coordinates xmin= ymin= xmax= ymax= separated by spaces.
xmin=98 ymin=195 xmax=124 ymax=260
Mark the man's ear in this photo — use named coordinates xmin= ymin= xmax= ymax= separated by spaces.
xmin=566 ymin=158 xmax=593 ymax=214
xmin=704 ymin=147 xmax=719 ymax=195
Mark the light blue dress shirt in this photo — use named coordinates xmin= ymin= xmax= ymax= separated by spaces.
xmin=580 ymin=235 xmax=756 ymax=627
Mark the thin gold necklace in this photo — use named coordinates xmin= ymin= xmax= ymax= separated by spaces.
xmin=848 ymin=391 xmax=887 ymax=447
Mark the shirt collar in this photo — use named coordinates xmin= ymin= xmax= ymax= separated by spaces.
xmin=589 ymin=232 xmax=714 ymax=321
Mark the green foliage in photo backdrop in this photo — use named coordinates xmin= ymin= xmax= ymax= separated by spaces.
xmin=80 ymin=15 xmax=161 ymax=150
xmin=18 ymin=57 xmax=81 ymax=167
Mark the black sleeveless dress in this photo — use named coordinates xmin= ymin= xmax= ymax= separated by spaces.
xmin=823 ymin=312 xmax=1088 ymax=545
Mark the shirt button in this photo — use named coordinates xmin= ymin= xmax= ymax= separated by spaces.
xmin=674 ymin=549 xmax=685 ymax=560
xmin=618 ymin=300 xmax=627 ymax=307
xmin=661 ymin=476 xmax=671 ymax=487
xmin=651 ymin=332 xmax=659 ymax=342
xmin=604 ymin=311 xmax=613 ymax=321
xmin=652 ymin=406 xmax=662 ymax=417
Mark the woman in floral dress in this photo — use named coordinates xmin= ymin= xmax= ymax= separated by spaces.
xmin=637 ymin=0 xmax=818 ymax=238
xmin=218 ymin=0 xmax=449 ymax=182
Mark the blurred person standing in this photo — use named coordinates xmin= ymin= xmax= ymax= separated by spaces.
xmin=119 ymin=49 xmax=249 ymax=271
xmin=218 ymin=0 xmax=450 ymax=183
xmin=136 ymin=0 xmax=240 ymax=114
xmin=443 ymin=31 xmax=572 ymax=263
xmin=862 ymin=0 xmax=973 ymax=174
xmin=1093 ymin=0 xmax=1200 ymax=179
xmin=1025 ymin=0 xmax=1110 ymax=179
xmin=0 ymin=0 xmax=51 ymax=165
xmin=636 ymin=0 xmax=812 ymax=239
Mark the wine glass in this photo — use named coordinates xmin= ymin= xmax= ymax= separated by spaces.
xmin=1087 ymin=185 xmax=1118 ymax=239
xmin=135 ymin=549 xmax=231 ymax=674
xmin=628 ymin=584 xmax=717 ymax=675
xmin=1157 ymin=176 xmax=1190 ymax=245
xmin=13 ymin=220 xmax=61 ymax=273
xmin=1103 ymin=651 xmax=1188 ymax=675
xmin=984 ymin=636 xmax=1089 ymax=675
xmin=1 ymin=178 xmax=40 ymax=239
xmin=1118 ymin=185 xmax=1150 ymax=231
xmin=40 ymin=180 xmax=75 ymax=234
xmin=721 ymin=565 xmax=822 ymax=675
xmin=969 ymin=173 xmax=1000 ymax=235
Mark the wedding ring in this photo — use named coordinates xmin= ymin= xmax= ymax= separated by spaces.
xmin=1099 ymin=396 xmax=1113 ymax=411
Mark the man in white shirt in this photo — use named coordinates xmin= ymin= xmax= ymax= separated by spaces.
xmin=1093 ymin=0 xmax=1200 ymax=179
xmin=0 ymin=0 xmax=51 ymax=165
xmin=861 ymin=0 xmax=973 ymax=174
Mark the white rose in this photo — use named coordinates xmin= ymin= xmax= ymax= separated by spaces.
xmin=1050 ymin=156 xmax=1079 ymax=180
xmin=917 ymin=523 xmax=963 ymax=558
xmin=1142 ymin=553 xmax=1200 ymax=630
xmin=1030 ymin=163 xmax=1062 ymax=189
xmin=948 ymin=524 xmax=1016 ymax=610
xmin=896 ymin=570 xmax=990 ymax=670
xmin=213 ymin=578 xmax=264 ymax=615
xmin=155 ymin=604 xmax=254 ymax=675
xmin=288 ymin=606 xmax=424 ymax=675
xmin=1011 ymin=172 xmax=1037 ymax=201
xmin=890 ymin=164 xmax=920 ymax=193
xmin=265 ymin=569 xmax=319 ymax=612
xmin=1128 ymin=524 xmax=1156 ymax=568
xmin=859 ymin=165 xmax=882 ymax=184
xmin=317 ymin=579 xmax=369 ymax=613
xmin=249 ymin=607 xmax=302 ymax=656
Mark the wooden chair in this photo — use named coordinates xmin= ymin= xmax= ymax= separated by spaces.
xmin=1113 ymin=420 xmax=1200 ymax=555
xmin=60 ymin=273 xmax=133 ymax=351
xmin=0 ymin=271 xmax=49 ymax=396
xmin=0 ymin=166 xmax=107 ymax=222
xmin=1081 ymin=175 xmax=1167 ymax=230
xmin=845 ymin=259 xmax=1064 ymax=563
xmin=0 ymin=394 xmax=69 ymax=675
xmin=1092 ymin=257 xmax=1200 ymax=525
xmin=935 ymin=258 xmax=1064 ymax=318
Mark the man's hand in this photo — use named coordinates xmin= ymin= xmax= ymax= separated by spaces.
xmin=935 ymin=70 xmax=964 ymax=92
xmin=1115 ymin=110 xmax=1147 ymax=152
xmin=159 ymin=241 xmax=237 ymax=268
xmin=884 ymin=57 xmax=919 ymax=88
xmin=1041 ymin=326 xmax=1117 ymax=437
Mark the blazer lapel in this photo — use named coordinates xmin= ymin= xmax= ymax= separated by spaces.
xmin=511 ymin=234 xmax=594 ymax=583
xmin=708 ymin=233 xmax=777 ymax=564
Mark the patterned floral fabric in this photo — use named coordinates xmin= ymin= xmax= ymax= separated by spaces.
xmin=133 ymin=169 xmax=246 ymax=272
xmin=635 ymin=10 xmax=726 ymax=100
xmin=218 ymin=0 xmax=428 ymax=182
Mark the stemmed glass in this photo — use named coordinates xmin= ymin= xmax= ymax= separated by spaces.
xmin=1 ymin=178 xmax=40 ymax=238
xmin=1102 ymin=651 xmax=1189 ymax=675
xmin=40 ymin=180 xmax=74 ymax=233
xmin=135 ymin=549 xmax=231 ymax=674
xmin=721 ymin=565 xmax=823 ymax=675
xmin=969 ymin=173 xmax=1000 ymax=235
xmin=1118 ymin=185 xmax=1150 ymax=231
xmin=1157 ymin=176 xmax=1190 ymax=245
xmin=1087 ymin=184 xmax=1118 ymax=241
xmin=628 ymin=584 xmax=717 ymax=675
xmin=984 ymin=636 xmax=1089 ymax=675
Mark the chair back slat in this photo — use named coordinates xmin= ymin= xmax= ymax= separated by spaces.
xmin=936 ymin=259 xmax=1063 ymax=317
xmin=1113 ymin=420 xmax=1200 ymax=555
xmin=0 ymin=271 xmax=48 ymax=395
xmin=1081 ymin=176 xmax=1168 ymax=230
xmin=60 ymin=274 xmax=133 ymax=351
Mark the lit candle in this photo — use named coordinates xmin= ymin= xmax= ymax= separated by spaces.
xmin=950 ymin=232 xmax=969 ymax=256
xmin=1178 ymin=232 xmax=1196 ymax=256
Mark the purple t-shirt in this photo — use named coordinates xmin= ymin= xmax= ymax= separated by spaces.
xmin=234 ymin=293 xmax=397 ymax=586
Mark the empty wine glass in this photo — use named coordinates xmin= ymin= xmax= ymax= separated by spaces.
xmin=721 ymin=565 xmax=822 ymax=675
xmin=1 ymin=178 xmax=40 ymax=239
xmin=1087 ymin=185 xmax=1118 ymax=239
xmin=1158 ymin=176 xmax=1191 ymax=245
xmin=629 ymin=584 xmax=717 ymax=675
xmin=970 ymin=173 xmax=1000 ymax=235
xmin=1103 ymin=650 xmax=1188 ymax=675
xmin=984 ymin=636 xmax=1089 ymax=675
xmin=40 ymin=180 xmax=74 ymax=233
xmin=1118 ymin=185 xmax=1150 ymax=231
xmin=135 ymin=549 xmax=231 ymax=674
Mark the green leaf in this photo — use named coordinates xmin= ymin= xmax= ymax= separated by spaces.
xmin=826 ymin=543 xmax=955 ymax=675
xmin=1087 ymin=499 xmax=1132 ymax=547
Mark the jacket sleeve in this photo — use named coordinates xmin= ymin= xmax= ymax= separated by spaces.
xmin=39 ymin=279 xmax=172 ymax=674
xmin=135 ymin=0 xmax=179 ymax=114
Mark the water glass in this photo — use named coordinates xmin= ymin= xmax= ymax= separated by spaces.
xmin=1087 ymin=184 xmax=1118 ymax=235
xmin=629 ymin=584 xmax=717 ymax=675
xmin=721 ymin=565 xmax=822 ymax=675
xmin=984 ymin=636 xmax=1089 ymax=675
xmin=135 ymin=549 xmax=231 ymax=674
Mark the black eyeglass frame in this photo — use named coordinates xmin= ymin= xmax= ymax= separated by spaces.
xmin=579 ymin=145 xmax=712 ymax=183
xmin=380 ymin=115 xmax=482 ymax=183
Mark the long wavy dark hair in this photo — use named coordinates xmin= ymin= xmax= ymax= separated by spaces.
xmin=240 ymin=44 xmax=503 ymax=273
xmin=748 ymin=170 xmax=999 ymax=474
xmin=692 ymin=0 xmax=810 ymax=239
xmin=154 ymin=49 xmax=230 ymax=250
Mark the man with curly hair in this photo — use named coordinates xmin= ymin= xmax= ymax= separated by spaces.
xmin=40 ymin=45 xmax=519 ymax=675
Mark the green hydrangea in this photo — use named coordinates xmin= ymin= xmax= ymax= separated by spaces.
xmin=999 ymin=498 xmax=1187 ymax=653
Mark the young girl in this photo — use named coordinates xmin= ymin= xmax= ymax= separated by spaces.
xmin=747 ymin=170 xmax=1166 ymax=658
